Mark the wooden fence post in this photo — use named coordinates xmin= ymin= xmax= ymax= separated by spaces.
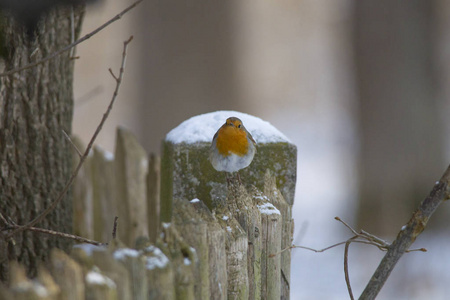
xmin=72 ymin=136 xmax=94 ymax=240
xmin=50 ymin=249 xmax=85 ymax=300
xmin=141 ymin=244 xmax=176 ymax=299
xmin=85 ymin=268 xmax=118 ymax=300
xmin=113 ymin=248 xmax=148 ymax=299
xmin=173 ymin=198 xmax=210 ymax=299
xmin=90 ymin=247 xmax=132 ymax=300
xmin=190 ymin=199 xmax=228 ymax=300
xmin=264 ymin=170 xmax=293 ymax=299
xmin=227 ymin=182 xmax=262 ymax=300
xmin=161 ymin=112 xmax=296 ymax=299
xmin=114 ymin=127 xmax=148 ymax=246
xmin=254 ymin=193 xmax=282 ymax=300
xmin=215 ymin=201 xmax=249 ymax=299
xmin=147 ymin=153 xmax=161 ymax=243
xmin=92 ymin=146 xmax=116 ymax=243
xmin=157 ymin=223 xmax=197 ymax=300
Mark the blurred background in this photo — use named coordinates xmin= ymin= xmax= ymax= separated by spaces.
xmin=73 ymin=0 xmax=450 ymax=299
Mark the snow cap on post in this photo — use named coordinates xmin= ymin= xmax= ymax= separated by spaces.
xmin=160 ymin=111 xmax=297 ymax=221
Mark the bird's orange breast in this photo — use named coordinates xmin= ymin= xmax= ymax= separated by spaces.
xmin=215 ymin=126 xmax=249 ymax=157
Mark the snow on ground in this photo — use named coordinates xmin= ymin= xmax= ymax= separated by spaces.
xmin=165 ymin=110 xmax=290 ymax=144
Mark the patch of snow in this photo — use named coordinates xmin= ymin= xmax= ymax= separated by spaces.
xmin=145 ymin=246 xmax=170 ymax=270
xmin=113 ymin=248 xmax=140 ymax=261
xmin=257 ymin=202 xmax=281 ymax=215
xmin=184 ymin=257 xmax=191 ymax=265
xmin=86 ymin=270 xmax=116 ymax=288
xmin=190 ymin=198 xmax=200 ymax=203
xmin=95 ymin=146 xmax=114 ymax=161
xmin=33 ymin=283 xmax=48 ymax=297
xmin=165 ymin=111 xmax=291 ymax=144
xmin=73 ymin=243 xmax=105 ymax=256
xmin=222 ymin=215 xmax=229 ymax=221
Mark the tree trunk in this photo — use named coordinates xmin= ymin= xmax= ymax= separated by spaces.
xmin=0 ymin=7 xmax=84 ymax=280
xmin=353 ymin=0 xmax=445 ymax=236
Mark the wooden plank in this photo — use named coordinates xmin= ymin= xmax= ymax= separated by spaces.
xmin=227 ymin=182 xmax=262 ymax=300
xmin=85 ymin=268 xmax=118 ymax=300
xmin=37 ymin=265 xmax=60 ymax=299
xmin=142 ymin=245 xmax=176 ymax=300
xmin=8 ymin=261 xmax=60 ymax=300
xmin=264 ymin=171 xmax=293 ymax=300
xmin=254 ymin=193 xmax=282 ymax=300
xmin=71 ymin=136 xmax=93 ymax=240
xmin=147 ymin=153 xmax=161 ymax=243
xmin=114 ymin=127 xmax=148 ymax=246
xmin=190 ymin=199 xmax=227 ymax=300
xmin=92 ymin=146 xmax=116 ymax=243
xmin=91 ymin=246 xmax=132 ymax=300
xmin=50 ymin=248 xmax=85 ymax=300
xmin=173 ymin=198 xmax=210 ymax=299
xmin=113 ymin=248 xmax=147 ymax=299
xmin=157 ymin=223 xmax=196 ymax=300
xmin=215 ymin=202 xmax=249 ymax=300
xmin=71 ymin=244 xmax=120 ymax=299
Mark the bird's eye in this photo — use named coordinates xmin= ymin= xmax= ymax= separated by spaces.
xmin=238 ymin=124 xmax=242 ymax=128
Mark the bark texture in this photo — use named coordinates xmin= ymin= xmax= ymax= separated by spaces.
xmin=0 ymin=7 xmax=84 ymax=280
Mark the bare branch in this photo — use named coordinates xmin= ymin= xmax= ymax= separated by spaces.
xmin=272 ymin=215 xmax=427 ymax=298
xmin=359 ymin=164 xmax=450 ymax=299
xmin=5 ymin=37 xmax=134 ymax=238
xmin=30 ymin=48 xmax=39 ymax=58
xmin=69 ymin=6 xmax=76 ymax=59
xmin=335 ymin=216 xmax=359 ymax=236
xmin=109 ymin=68 xmax=118 ymax=81
xmin=344 ymin=237 xmax=358 ymax=300
xmin=3 ymin=224 xmax=105 ymax=246
xmin=0 ymin=211 xmax=8 ymax=226
xmin=112 ymin=216 xmax=119 ymax=240
xmin=62 ymin=130 xmax=83 ymax=158
xmin=0 ymin=0 xmax=143 ymax=77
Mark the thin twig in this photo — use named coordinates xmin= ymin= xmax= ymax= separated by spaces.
xmin=3 ymin=224 xmax=105 ymax=246
xmin=69 ymin=6 xmax=75 ymax=59
xmin=359 ymin=165 xmax=450 ymax=299
xmin=0 ymin=211 xmax=8 ymax=226
xmin=109 ymin=68 xmax=118 ymax=81
xmin=273 ymin=216 xmax=427 ymax=256
xmin=0 ymin=0 xmax=143 ymax=77
xmin=344 ymin=236 xmax=358 ymax=300
xmin=30 ymin=48 xmax=39 ymax=58
xmin=62 ymin=130 xmax=82 ymax=158
xmin=272 ymin=216 xmax=427 ymax=298
xmin=5 ymin=37 xmax=133 ymax=238
xmin=112 ymin=216 xmax=119 ymax=240
xmin=335 ymin=216 xmax=359 ymax=236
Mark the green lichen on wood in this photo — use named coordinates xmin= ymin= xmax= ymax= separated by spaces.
xmin=160 ymin=140 xmax=297 ymax=214
xmin=160 ymin=141 xmax=175 ymax=222
xmin=173 ymin=198 xmax=211 ymax=300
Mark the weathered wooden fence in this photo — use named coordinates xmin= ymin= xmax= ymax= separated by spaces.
xmin=1 ymin=124 xmax=296 ymax=300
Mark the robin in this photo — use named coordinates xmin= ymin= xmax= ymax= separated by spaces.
xmin=209 ymin=117 xmax=256 ymax=181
